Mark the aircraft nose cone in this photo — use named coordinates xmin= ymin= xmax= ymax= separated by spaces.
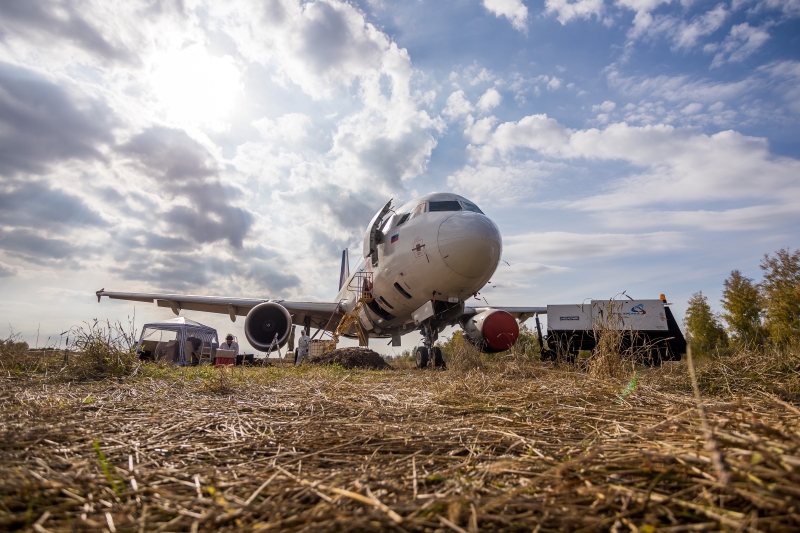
xmin=438 ymin=213 xmax=502 ymax=278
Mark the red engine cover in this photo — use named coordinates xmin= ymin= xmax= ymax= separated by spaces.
xmin=482 ymin=310 xmax=519 ymax=351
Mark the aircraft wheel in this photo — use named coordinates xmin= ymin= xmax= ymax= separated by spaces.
xmin=432 ymin=347 xmax=446 ymax=369
xmin=415 ymin=346 xmax=429 ymax=369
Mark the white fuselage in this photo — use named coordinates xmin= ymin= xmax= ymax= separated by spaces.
xmin=334 ymin=193 xmax=502 ymax=338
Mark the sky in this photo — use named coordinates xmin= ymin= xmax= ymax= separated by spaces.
xmin=0 ymin=0 xmax=798 ymax=354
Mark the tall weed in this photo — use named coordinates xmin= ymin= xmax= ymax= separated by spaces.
xmin=63 ymin=320 xmax=140 ymax=380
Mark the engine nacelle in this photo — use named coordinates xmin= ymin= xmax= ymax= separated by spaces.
xmin=462 ymin=309 xmax=519 ymax=353
xmin=244 ymin=302 xmax=292 ymax=352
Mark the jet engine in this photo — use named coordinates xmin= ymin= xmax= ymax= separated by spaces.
xmin=244 ymin=302 xmax=292 ymax=352
xmin=461 ymin=309 xmax=519 ymax=353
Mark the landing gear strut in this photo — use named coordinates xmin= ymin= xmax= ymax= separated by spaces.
xmin=416 ymin=321 xmax=446 ymax=369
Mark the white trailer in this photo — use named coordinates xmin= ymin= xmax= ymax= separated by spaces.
xmin=542 ymin=298 xmax=686 ymax=365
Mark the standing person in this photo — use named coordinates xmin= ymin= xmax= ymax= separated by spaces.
xmin=296 ymin=329 xmax=310 ymax=366
xmin=222 ymin=334 xmax=239 ymax=355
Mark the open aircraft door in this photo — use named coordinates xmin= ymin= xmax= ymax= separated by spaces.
xmin=363 ymin=199 xmax=393 ymax=267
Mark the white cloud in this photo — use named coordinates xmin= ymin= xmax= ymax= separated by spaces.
xmin=593 ymin=100 xmax=616 ymax=113
xmin=443 ymin=90 xmax=474 ymax=118
xmin=477 ymin=88 xmax=503 ymax=112
xmin=487 ymin=262 xmax=571 ymax=291
xmin=231 ymin=143 xmax=303 ymax=186
xmin=0 ymin=260 xmax=19 ymax=278
xmin=618 ymin=0 xmax=673 ymax=39
xmin=504 ymin=231 xmax=686 ymax=262
xmin=253 ymin=113 xmax=313 ymax=142
xmin=447 ymin=160 xmax=557 ymax=205
xmin=544 ymin=0 xmax=605 ymax=24
xmin=672 ymin=4 xmax=728 ymax=49
xmin=210 ymin=0 xmax=383 ymax=99
xmin=467 ymin=114 xmax=570 ymax=161
xmin=681 ymin=102 xmax=703 ymax=115
xmin=709 ymin=23 xmax=771 ymax=67
xmin=483 ymin=0 xmax=529 ymax=32
xmin=469 ymin=67 xmax=496 ymax=86
xmin=607 ymin=67 xmax=756 ymax=103
xmin=616 ymin=0 xmax=672 ymax=11
xmin=733 ymin=0 xmax=800 ymax=18
xmin=329 ymin=100 xmax=442 ymax=187
xmin=620 ymin=2 xmax=728 ymax=53
xmin=247 ymin=2 xmax=442 ymax=193
xmin=759 ymin=60 xmax=800 ymax=113
xmin=601 ymin=203 xmax=800 ymax=231
xmin=509 ymin=72 xmax=566 ymax=101
xmin=466 ymin=114 xmax=800 ymax=214
xmin=463 ymin=115 xmax=498 ymax=144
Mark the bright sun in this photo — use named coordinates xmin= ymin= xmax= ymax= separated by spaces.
xmin=150 ymin=44 xmax=243 ymax=129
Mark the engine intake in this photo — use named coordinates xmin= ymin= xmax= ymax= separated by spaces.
xmin=462 ymin=309 xmax=519 ymax=353
xmin=244 ymin=302 xmax=292 ymax=352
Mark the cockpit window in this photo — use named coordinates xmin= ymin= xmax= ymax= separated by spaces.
xmin=428 ymin=200 xmax=463 ymax=212
xmin=408 ymin=203 xmax=426 ymax=220
xmin=460 ymin=201 xmax=484 ymax=214
xmin=396 ymin=213 xmax=410 ymax=226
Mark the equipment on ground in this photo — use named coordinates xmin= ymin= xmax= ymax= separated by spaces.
xmin=136 ymin=317 xmax=219 ymax=366
xmin=542 ymin=298 xmax=686 ymax=366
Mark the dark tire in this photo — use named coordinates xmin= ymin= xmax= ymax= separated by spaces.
xmin=416 ymin=347 xmax=429 ymax=369
xmin=432 ymin=347 xmax=446 ymax=369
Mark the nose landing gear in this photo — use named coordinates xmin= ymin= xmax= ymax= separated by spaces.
xmin=416 ymin=321 xmax=446 ymax=369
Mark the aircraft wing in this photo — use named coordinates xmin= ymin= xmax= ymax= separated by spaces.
xmin=465 ymin=306 xmax=547 ymax=323
xmin=95 ymin=290 xmax=341 ymax=331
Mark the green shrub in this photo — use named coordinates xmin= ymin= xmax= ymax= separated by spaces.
xmin=684 ymin=291 xmax=728 ymax=355
xmin=721 ymin=269 xmax=766 ymax=347
xmin=760 ymin=248 xmax=800 ymax=346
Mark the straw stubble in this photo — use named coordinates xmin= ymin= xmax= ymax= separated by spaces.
xmin=0 ymin=359 xmax=798 ymax=532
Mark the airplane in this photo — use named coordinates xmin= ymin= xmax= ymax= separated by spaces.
xmin=96 ymin=192 xmax=546 ymax=368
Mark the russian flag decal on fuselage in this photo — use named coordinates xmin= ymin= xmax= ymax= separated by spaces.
xmin=390 ymin=234 xmax=399 ymax=243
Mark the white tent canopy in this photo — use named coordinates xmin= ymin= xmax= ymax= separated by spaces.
xmin=137 ymin=317 xmax=219 ymax=365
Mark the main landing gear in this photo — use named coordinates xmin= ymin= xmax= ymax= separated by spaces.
xmin=416 ymin=321 xmax=446 ymax=369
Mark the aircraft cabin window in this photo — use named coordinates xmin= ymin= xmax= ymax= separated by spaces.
xmin=460 ymin=201 xmax=484 ymax=214
xmin=428 ymin=200 xmax=462 ymax=212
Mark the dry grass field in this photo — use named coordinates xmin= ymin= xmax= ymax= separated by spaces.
xmin=1 ymin=335 xmax=799 ymax=532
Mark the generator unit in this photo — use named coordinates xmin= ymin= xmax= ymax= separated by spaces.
xmin=542 ymin=297 xmax=686 ymax=365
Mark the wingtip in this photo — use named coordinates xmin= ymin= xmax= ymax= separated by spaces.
xmin=96 ymin=288 xmax=104 ymax=303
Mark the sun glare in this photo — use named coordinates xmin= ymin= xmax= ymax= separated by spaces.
xmin=150 ymin=44 xmax=242 ymax=129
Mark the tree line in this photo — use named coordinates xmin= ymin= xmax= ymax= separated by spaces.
xmin=684 ymin=248 xmax=800 ymax=353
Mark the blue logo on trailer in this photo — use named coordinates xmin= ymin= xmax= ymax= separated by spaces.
xmin=631 ymin=304 xmax=646 ymax=315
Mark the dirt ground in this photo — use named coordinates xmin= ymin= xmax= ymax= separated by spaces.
xmin=307 ymin=347 xmax=392 ymax=370
xmin=0 ymin=361 xmax=799 ymax=532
